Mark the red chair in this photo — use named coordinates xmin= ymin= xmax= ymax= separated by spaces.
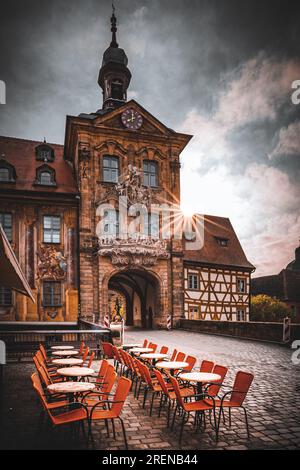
xmin=153 ymin=369 xmax=194 ymax=426
xmin=101 ymin=342 xmax=115 ymax=359
xmin=183 ymin=355 xmax=197 ymax=372
xmin=82 ymin=347 xmax=90 ymax=363
xmin=215 ymin=371 xmax=254 ymax=439
xmin=82 ymin=364 xmax=117 ymax=407
xmin=160 ymin=346 xmax=169 ymax=354
xmin=148 ymin=342 xmax=157 ymax=353
xmin=112 ymin=345 xmax=124 ymax=373
xmin=170 ymin=349 xmax=177 ymax=361
xmin=200 ymin=360 xmax=214 ymax=373
xmin=169 ymin=376 xmax=216 ymax=444
xmin=31 ymin=373 xmax=89 ymax=433
xmin=143 ymin=339 xmax=148 ymax=348
xmin=89 ymin=376 xmax=132 ymax=449
xmin=86 ymin=351 xmax=95 ymax=369
xmin=91 ymin=359 xmax=109 ymax=387
xmin=175 ymin=351 xmax=186 ymax=362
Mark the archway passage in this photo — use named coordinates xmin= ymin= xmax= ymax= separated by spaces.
xmin=108 ymin=269 xmax=160 ymax=328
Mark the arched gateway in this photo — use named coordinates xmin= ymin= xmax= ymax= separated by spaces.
xmin=108 ymin=269 xmax=162 ymax=328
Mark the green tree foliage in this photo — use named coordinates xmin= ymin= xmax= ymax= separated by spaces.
xmin=251 ymin=294 xmax=295 ymax=322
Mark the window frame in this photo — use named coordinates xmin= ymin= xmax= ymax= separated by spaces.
xmin=143 ymin=160 xmax=158 ymax=188
xmin=102 ymin=155 xmax=119 ymax=183
xmin=237 ymin=309 xmax=246 ymax=322
xmin=188 ymin=274 xmax=199 ymax=290
xmin=42 ymin=281 xmax=62 ymax=307
xmin=188 ymin=305 xmax=200 ymax=320
xmin=237 ymin=277 xmax=246 ymax=293
xmin=0 ymin=161 xmax=16 ymax=183
xmin=0 ymin=212 xmax=13 ymax=242
xmin=43 ymin=215 xmax=61 ymax=244
xmin=103 ymin=209 xmax=119 ymax=237
xmin=0 ymin=286 xmax=13 ymax=307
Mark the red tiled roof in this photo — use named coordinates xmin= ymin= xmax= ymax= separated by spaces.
xmin=184 ymin=214 xmax=255 ymax=270
xmin=0 ymin=136 xmax=77 ymax=194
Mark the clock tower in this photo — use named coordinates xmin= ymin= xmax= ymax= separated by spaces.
xmin=64 ymin=9 xmax=192 ymax=328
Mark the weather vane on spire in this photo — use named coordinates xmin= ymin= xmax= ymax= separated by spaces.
xmin=110 ymin=2 xmax=118 ymax=48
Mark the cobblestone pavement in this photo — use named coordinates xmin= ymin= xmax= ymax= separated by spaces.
xmin=0 ymin=330 xmax=299 ymax=450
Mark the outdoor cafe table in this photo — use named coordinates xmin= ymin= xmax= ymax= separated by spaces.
xmin=47 ymin=381 xmax=95 ymax=404
xmin=56 ymin=366 xmax=95 ymax=380
xmin=179 ymin=372 xmax=221 ymax=398
xmin=140 ymin=353 xmax=169 ymax=365
xmin=121 ymin=343 xmax=143 ymax=350
xmin=51 ymin=345 xmax=74 ymax=350
xmin=52 ymin=358 xmax=83 ymax=366
xmin=156 ymin=361 xmax=189 ymax=376
xmin=52 ymin=350 xmax=79 ymax=357
xmin=129 ymin=347 xmax=154 ymax=355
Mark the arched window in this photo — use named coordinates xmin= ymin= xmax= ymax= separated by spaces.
xmin=40 ymin=171 xmax=52 ymax=185
xmin=0 ymin=160 xmax=16 ymax=183
xmin=35 ymin=165 xmax=56 ymax=186
xmin=143 ymin=160 xmax=158 ymax=187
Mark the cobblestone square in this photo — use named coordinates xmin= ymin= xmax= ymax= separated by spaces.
xmin=1 ymin=330 xmax=299 ymax=450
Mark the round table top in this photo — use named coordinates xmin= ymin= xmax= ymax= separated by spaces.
xmin=179 ymin=372 xmax=221 ymax=383
xmin=122 ymin=343 xmax=143 ymax=349
xmin=47 ymin=381 xmax=95 ymax=394
xmin=52 ymin=358 xmax=83 ymax=366
xmin=156 ymin=361 xmax=189 ymax=370
xmin=51 ymin=345 xmax=74 ymax=350
xmin=129 ymin=347 xmax=154 ymax=354
xmin=57 ymin=366 xmax=95 ymax=377
xmin=52 ymin=350 xmax=79 ymax=356
xmin=140 ymin=353 xmax=169 ymax=360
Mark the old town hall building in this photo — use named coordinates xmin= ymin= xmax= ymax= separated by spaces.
xmin=0 ymin=12 xmax=254 ymax=328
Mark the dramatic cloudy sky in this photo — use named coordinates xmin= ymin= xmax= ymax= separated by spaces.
xmin=0 ymin=0 xmax=299 ymax=276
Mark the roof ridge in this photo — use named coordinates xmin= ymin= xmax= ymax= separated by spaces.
xmin=0 ymin=135 xmax=64 ymax=147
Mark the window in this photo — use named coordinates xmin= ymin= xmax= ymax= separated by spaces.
xmin=103 ymin=209 xmax=119 ymax=237
xmin=144 ymin=212 xmax=159 ymax=238
xmin=188 ymin=306 xmax=200 ymax=320
xmin=0 ymin=161 xmax=16 ymax=183
xmin=43 ymin=215 xmax=61 ymax=243
xmin=0 ymin=168 xmax=9 ymax=181
xmin=237 ymin=278 xmax=246 ymax=293
xmin=215 ymin=237 xmax=228 ymax=247
xmin=111 ymin=81 xmax=123 ymax=100
xmin=0 ymin=287 xmax=12 ymax=306
xmin=143 ymin=161 xmax=158 ymax=187
xmin=0 ymin=212 xmax=12 ymax=241
xmin=188 ymin=274 xmax=199 ymax=290
xmin=103 ymin=156 xmax=119 ymax=183
xmin=43 ymin=282 xmax=62 ymax=307
xmin=237 ymin=309 xmax=246 ymax=322
xmin=35 ymin=165 xmax=56 ymax=186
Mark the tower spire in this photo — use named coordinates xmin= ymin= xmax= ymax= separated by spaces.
xmin=110 ymin=3 xmax=118 ymax=48
xmin=98 ymin=5 xmax=131 ymax=110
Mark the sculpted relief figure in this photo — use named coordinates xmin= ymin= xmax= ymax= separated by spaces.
xmin=37 ymin=245 xmax=67 ymax=280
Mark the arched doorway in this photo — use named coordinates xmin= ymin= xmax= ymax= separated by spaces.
xmin=108 ymin=269 xmax=161 ymax=328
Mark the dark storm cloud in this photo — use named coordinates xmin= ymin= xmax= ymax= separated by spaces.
xmin=0 ymin=0 xmax=300 ymax=275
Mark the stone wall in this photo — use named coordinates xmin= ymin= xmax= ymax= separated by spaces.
xmin=179 ymin=319 xmax=300 ymax=344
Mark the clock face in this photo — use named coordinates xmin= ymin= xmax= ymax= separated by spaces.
xmin=121 ymin=108 xmax=143 ymax=130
